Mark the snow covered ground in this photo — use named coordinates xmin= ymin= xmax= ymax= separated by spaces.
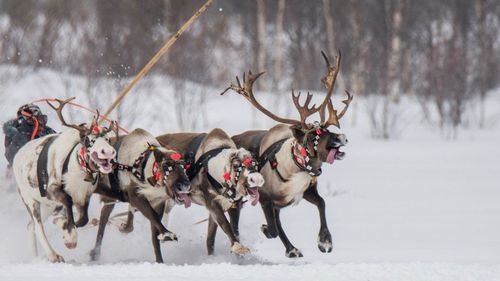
xmin=0 ymin=68 xmax=499 ymax=280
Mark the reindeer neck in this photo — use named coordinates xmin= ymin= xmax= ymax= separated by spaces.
xmin=274 ymin=138 xmax=304 ymax=178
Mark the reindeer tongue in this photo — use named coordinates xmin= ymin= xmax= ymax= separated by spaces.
xmin=326 ymin=149 xmax=337 ymax=164
xmin=247 ymin=188 xmax=260 ymax=206
xmin=178 ymin=193 xmax=191 ymax=208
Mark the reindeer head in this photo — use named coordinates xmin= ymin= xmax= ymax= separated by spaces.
xmin=222 ymin=51 xmax=352 ymax=175
xmin=207 ymin=148 xmax=264 ymax=205
xmin=148 ymin=147 xmax=192 ymax=208
xmin=229 ymin=148 xmax=264 ymax=206
xmin=47 ymin=98 xmax=118 ymax=174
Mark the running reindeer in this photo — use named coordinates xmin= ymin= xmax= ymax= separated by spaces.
xmin=89 ymin=128 xmax=192 ymax=263
xmin=99 ymin=129 xmax=265 ymax=257
xmin=13 ymin=98 xmax=118 ymax=262
xmin=221 ymin=51 xmax=352 ymax=258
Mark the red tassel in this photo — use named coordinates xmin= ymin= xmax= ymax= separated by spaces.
xmin=92 ymin=126 xmax=102 ymax=134
xmin=316 ymin=128 xmax=322 ymax=135
xmin=223 ymin=172 xmax=231 ymax=181
xmin=153 ymin=162 xmax=161 ymax=181
xmin=300 ymin=147 xmax=308 ymax=156
xmin=170 ymin=153 xmax=181 ymax=161
xmin=242 ymin=158 xmax=252 ymax=166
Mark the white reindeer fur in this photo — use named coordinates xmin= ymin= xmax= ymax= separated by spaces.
xmin=13 ymin=128 xmax=115 ymax=262
xmin=115 ymin=128 xmax=172 ymax=207
xmin=261 ymin=137 xmax=313 ymax=206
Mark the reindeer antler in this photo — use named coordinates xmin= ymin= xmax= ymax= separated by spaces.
xmin=291 ymin=90 xmax=321 ymax=127
xmin=221 ymin=71 xmax=301 ymax=126
xmin=46 ymin=97 xmax=90 ymax=134
xmin=101 ymin=120 xmax=119 ymax=137
xmin=222 ymin=51 xmax=353 ymax=129
xmin=318 ymin=50 xmax=353 ymax=128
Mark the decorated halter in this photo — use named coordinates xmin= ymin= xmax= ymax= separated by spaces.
xmin=291 ymin=122 xmax=324 ymax=177
xmin=113 ymin=145 xmax=185 ymax=186
xmin=220 ymin=156 xmax=258 ymax=201
xmin=159 ymin=151 xmax=186 ymax=185
xmin=77 ymin=125 xmax=108 ymax=181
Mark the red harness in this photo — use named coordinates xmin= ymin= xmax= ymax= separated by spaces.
xmin=21 ymin=111 xmax=40 ymax=140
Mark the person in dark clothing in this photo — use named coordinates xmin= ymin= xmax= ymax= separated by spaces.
xmin=3 ymin=103 xmax=56 ymax=166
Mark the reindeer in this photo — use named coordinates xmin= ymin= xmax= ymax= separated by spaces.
xmin=89 ymin=128 xmax=192 ymax=263
xmin=109 ymin=129 xmax=265 ymax=256
xmin=220 ymin=51 xmax=352 ymax=258
xmin=13 ymin=98 xmax=117 ymax=262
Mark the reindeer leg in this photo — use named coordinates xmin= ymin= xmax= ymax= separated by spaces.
xmin=303 ymin=182 xmax=332 ymax=253
xmin=89 ymin=197 xmax=115 ymax=261
xmin=75 ymin=200 xmax=90 ymax=227
xmin=275 ymin=208 xmax=303 ymax=258
xmin=118 ymin=204 xmax=135 ymax=233
xmin=128 ymin=191 xmax=177 ymax=241
xmin=29 ymin=201 xmax=64 ymax=262
xmin=161 ymin=199 xmax=176 ymax=228
xmin=260 ymin=197 xmax=279 ymax=239
xmin=207 ymin=201 xmax=249 ymax=256
xmin=228 ymin=201 xmax=242 ymax=240
xmin=51 ymin=188 xmax=78 ymax=249
xmin=206 ymin=215 xmax=218 ymax=255
xmin=22 ymin=201 xmax=38 ymax=258
xmin=150 ymin=201 xmax=166 ymax=263
xmin=27 ymin=219 xmax=37 ymax=257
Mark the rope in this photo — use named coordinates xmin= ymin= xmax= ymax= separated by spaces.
xmin=101 ymin=0 xmax=214 ymax=120
xmin=31 ymin=98 xmax=129 ymax=134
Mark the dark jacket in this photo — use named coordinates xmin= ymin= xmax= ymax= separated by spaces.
xmin=3 ymin=118 xmax=56 ymax=166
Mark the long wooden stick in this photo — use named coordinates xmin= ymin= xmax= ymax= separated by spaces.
xmin=102 ymin=0 xmax=214 ymax=119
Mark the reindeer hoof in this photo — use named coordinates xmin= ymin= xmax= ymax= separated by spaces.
xmin=75 ymin=217 xmax=89 ymax=228
xmin=89 ymin=248 xmax=100 ymax=261
xmin=286 ymin=248 xmax=303 ymax=258
xmin=48 ymin=253 xmax=65 ymax=263
xmin=64 ymin=241 xmax=77 ymax=249
xmin=53 ymin=216 xmax=67 ymax=227
xmin=318 ymin=239 xmax=333 ymax=253
xmin=318 ymin=231 xmax=333 ymax=253
xmin=119 ymin=222 xmax=134 ymax=234
xmin=231 ymin=242 xmax=250 ymax=256
xmin=158 ymin=231 xmax=177 ymax=242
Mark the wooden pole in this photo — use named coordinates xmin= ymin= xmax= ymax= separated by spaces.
xmin=102 ymin=0 xmax=214 ymax=119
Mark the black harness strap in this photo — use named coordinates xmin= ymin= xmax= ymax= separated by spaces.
xmin=37 ymin=136 xmax=58 ymax=197
xmin=248 ymin=132 xmax=267 ymax=157
xmin=112 ymin=143 xmax=157 ymax=183
xmin=184 ymin=134 xmax=207 ymax=170
xmin=109 ymin=138 xmax=124 ymax=193
xmin=187 ymin=146 xmax=229 ymax=181
xmin=62 ymin=143 xmax=79 ymax=175
xmin=60 ymin=143 xmax=82 ymax=189
xmin=256 ymin=137 xmax=289 ymax=182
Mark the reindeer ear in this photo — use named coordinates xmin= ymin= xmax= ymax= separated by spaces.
xmin=229 ymin=150 xmax=238 ymax=160
xmin=147 ymin=176 xmax=157 ymax=186
xmin=152 ymin=148 xmax=165 ymax=163
xmin=238 ymin=148 xmax=251 ymax=159
xmin=290 ymin=124 xmax=306 ymax=140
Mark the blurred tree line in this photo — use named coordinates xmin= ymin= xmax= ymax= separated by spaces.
xmin=0 ymin=0 xmax=499 ymax=138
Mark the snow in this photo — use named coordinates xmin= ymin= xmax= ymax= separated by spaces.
xmin=1 ymin=263 xmax=499 ymax=281
xmin=0 ymin=68 xmax=499 ymax=280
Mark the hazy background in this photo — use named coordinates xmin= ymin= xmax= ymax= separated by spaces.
xmin=0 ymin=2 xmax=499 ymax=279
xmin=1 ymin=0 xmax=499 ymax=139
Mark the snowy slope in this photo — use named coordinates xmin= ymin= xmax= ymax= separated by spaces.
xmin=0 ymin=68 xmax=499 ymax=280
